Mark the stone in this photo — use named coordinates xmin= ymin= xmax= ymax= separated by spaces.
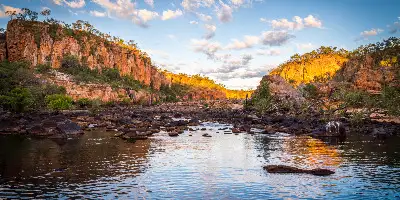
xmin=168 ymin=132 xmax=179 ymax=137
xmin=56 ymin=120 xmax=84 ymax=136
xmin=263 ymin=165 xmax=335 ymax=176
xmin=325 ymin=121 xmax=346 ymax=136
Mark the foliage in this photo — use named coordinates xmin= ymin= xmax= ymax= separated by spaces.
xmin=76 ymin=98 xmax=92 ymax=108
xmin=301 ymin=83 xmax=319 ymax=99
xmin=35 ymin=63 xmax=51 ymax=73
xmin=159 ymin=83 xmax=190 ymax=102
xmin=45 ymin=94 xmax=73 ymax=110
xmin=250 ymin=80 xmax=272 ymax=113
xmin=380 ymin=86 xmax=400 ymax=116
xmin=0 ymin=87 xmax=34 ymax=112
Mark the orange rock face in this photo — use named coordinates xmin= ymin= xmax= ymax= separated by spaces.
xmin=4 ymin=20 xmax=169 ymax=90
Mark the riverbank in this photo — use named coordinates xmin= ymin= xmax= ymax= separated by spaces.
xmin=1 ymin=100 xmax=398 ymax=139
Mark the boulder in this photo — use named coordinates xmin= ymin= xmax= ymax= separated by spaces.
xmin=325 ymin=121 xmax=346 ymax=136
xmin=263 ymin=165 xmax=335 ymax=176
xmin=56 ymin=120 xmax=84 ymax=136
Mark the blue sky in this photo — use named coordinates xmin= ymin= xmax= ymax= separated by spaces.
xmin=1 ymin=0 xmax=399 ymax=89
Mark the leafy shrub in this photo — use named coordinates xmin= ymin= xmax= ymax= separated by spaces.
xmin=76 ymin=98 xmax=92 ymax=108
xmin=102 ymin=67 xmax=120 ymax=82
xmin=35 ymin=64 xmax=51 ymax=73
xmin=301 ymin=83 xmax=318 ymax=99
xmin=0 ymin=87 xmax=34 ymax=112
xmin=251 ymin=80 xmax=272 ymax=113
xmin=380 ymin=86 xmax=400 ymax=116
xmin=45 ymin=94 xmax=73 ymax=110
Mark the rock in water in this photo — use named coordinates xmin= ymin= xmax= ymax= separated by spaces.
xmin=263 ymin=165 xmax=334 ymax=176
xmin=326 ymin=121 xmax=346 ymax=136
xmin=56 ymin=120 xmax=84 ymax=136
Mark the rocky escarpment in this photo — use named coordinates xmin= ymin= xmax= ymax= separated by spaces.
xmin=2 ymin=19 xmax=169 ymax=90
xmin=336 ymin=55 xmax=399 ymax=91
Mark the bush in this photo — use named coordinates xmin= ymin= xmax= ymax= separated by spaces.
xmin=301 ymin=83 xmax=318 ymax=99
xmin=251 ymin=80 xmax=272 ymax=113
xmin=0 ymin=87 xmax=34 ymax=112
xmin=45 ymin=94 xmax=73 ymax=110
xmin=76 ymin=98 xmax=92 ymax=108
xmin=35 ymin=64 xmax=51 ymax=73
xmin=380 ymin=86 xmax=400 ymax=116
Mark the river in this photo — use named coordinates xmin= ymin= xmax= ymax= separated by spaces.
xmin=0 ymin=122 xmax=399 ymax=199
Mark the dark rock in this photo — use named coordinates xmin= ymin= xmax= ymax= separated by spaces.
xmin=263 ymin=165 xmax=335 ymax=176
xmin=326 ymin=121 xmax=346 ymax=136
xmin=202 ymin=133 xmax=212 ymax=137
xmin=56 ymin=120 xmax=84 ymax=136
xmin=168 ymin=132 xmax=179 ymax=137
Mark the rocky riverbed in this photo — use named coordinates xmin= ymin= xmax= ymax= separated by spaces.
xmin=0 ymin=100 xmax=399 ymax=139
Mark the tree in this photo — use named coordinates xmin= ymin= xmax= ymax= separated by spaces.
xmin=40 ymin=8 xmax=51 ymax=17
xmin=5 ymin=10 xmax=17 ymax=20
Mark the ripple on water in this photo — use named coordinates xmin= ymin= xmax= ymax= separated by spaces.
xmin=0 ymin=122 xmax=399 ymax=199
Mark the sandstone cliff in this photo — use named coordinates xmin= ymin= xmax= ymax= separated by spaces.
xmin=3 ymin=19 xmax=169 ymax=90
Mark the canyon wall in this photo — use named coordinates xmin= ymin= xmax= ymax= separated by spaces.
xmin=3 ymin=19 xmax=170 ymax=90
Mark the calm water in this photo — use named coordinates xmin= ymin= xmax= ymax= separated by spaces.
xmin=0 ymin=122 xmax=399 ymax=199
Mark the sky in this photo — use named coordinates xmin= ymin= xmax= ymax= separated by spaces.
xmin=0 ymin=0 xmax=399 ymax=89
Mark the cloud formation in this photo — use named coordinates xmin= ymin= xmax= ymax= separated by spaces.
xmin=204 ymin=24 xmax=217 ymax=39
xmin=90 ymin=10 xmax=107 ymax=17
xmin=261 ymin=31 xmax=295 ymax=46
xmin=216 ymin=1 xmax=233 ymax=23
xmin=181 ymin=0 xmax=215 ymax=11
xmin=161 ymin=9 xmax=183 ymax=20
xmin=265 ymin=15 xmax=322 ymax=30
xmin=225 ymin=35 xmax=260 ymax=50
xmin=355 ymin=28 xmax=383 ymax=41
xmin=144 ymin=0 xmax=154 ymax=7
xmin=191 ymin=39 xmax=222 ymax=59
xmin=63 ymin=0 xmax=86 ymax=8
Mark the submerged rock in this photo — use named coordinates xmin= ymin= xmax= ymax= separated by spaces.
xmin=325 ymin=121 xmax=346 ymax=136
xmin=263 ymin=165 xmax=335 ymax=176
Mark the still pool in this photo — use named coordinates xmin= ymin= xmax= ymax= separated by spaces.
xmin=0 ymin=122 xmax=399 ymax=199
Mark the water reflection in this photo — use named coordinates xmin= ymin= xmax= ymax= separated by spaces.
xmin=0 ymin=123 xmax=399 ymax=199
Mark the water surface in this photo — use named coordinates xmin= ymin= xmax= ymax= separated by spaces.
xmin=0 ymin=122 xmax=399 ymax=199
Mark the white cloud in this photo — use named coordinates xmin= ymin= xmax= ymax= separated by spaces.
xmin=256 ymin=49 xmax=281 ymax=56
xmin=304 ymin=15 xmax=322 ymax=28
xmin=144 ymin=0 xmax=154 ymax=7
xmin=0 ymin=4 xmax=22 ymax=18
xmin=355 ymin=28 xmax=383 ymax=41
xmin=190 ymin=20 xmax=199 ymax=24
xmin=92 ymin=0 xmax=137 ymax=19
xmin=90 ymin=10 xmax=107 ymax=17
xmin=190 ymin=39 xmax=222 ymax=59
xmin=216 ymin=1 xmax=233 ymax=23
xmin=261 ymin=31 xmax=295 ymax=46
xmin=92 ymin=0 xmax=159 ymax=28
xmin=204 ymin=24 xmax=217 ymax=39
xmin=137 ymin=9 xmax=159 ymax=23
xmin=260 ymin=17 xmax=268 ymax=23
xmin=231 ymin=0 xmax=245 ymax=6
xmin=360 ymin=28 xmax=383 ymax=37
xmin=201 ymin=54 xmax=254 ymax=75
xmin=225 ymin=35 xmax=260 ymax=50
xmin=296 ymin=43 xmax=315 ymax=51
xmin=267 ymin=15 xmax=322 ymax=30
xmin=52 ymin=0 xmax=63 ymax=5
xmin=161 ymin=9 xmax=183 ymax=20
xmin=181 ymin=0 xmax=215 ymax=11
xmin=196 ymin=12 xmax=212 ymax=22
xmin=63 ymin=0 xmax=86 ymax=8
xmin=388 ymin=18 xmax=400 ymax=34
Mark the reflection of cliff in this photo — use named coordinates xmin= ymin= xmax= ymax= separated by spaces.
xmin=282 ymin=136 xmax=342 ymax=168
xmin=255 ymin=135 xmax=342 ymax=169
xmin=0 ymin=132 xmax=151 ymax=184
